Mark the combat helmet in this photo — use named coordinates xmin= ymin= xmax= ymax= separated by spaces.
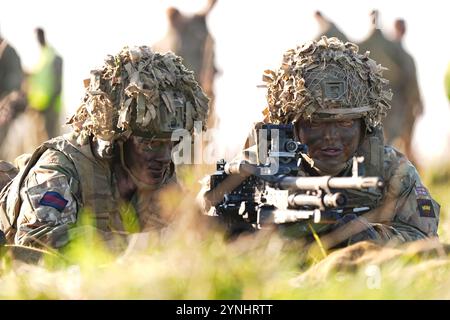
xmin=263 ymin=36 xmax=392 ymax=129
xmin=67 ymin=46 xmax=209 ymax=156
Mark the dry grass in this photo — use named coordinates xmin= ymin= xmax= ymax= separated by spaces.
xmin=0 ymin=163 xmax=449 ymax=299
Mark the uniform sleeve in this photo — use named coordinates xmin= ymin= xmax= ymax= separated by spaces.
xmin=14 ymin=149 xmax=79 ymax=248
xmin=383 ymin=150 xmax=440 ymax=240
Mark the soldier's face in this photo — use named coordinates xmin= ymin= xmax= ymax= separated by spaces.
xmin=124 ymin=136 xmax=174 ymax=185
xmin=296 ymin=119 xmax=362 ymax=175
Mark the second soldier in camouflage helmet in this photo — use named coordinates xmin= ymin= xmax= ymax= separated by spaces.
xmin=0 ymin=46 xmax=209 ymax=250
xmin=263 ymin=36 xmax=392 ymax=128
xmin=208 ymin=37 xmax=438 ymax=248
xmin=264 ymin=37 xmax=438 ymax=246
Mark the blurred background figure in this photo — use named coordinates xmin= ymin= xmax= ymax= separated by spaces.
xmin=153 ymin=0 xmax=218 ymax=128
xmin=358 ymin=10 xmax=421 ymax=165
xmin=314 ymin=11 xmax=348 ymax=42
xmin=0 ymin=27 xmax=62 ymax=162
xmin=0 ymin=29 xmax=27 ymax=160
xmin=0 ymin=30 xmax=23 ymax=98
xmin=27 ymin=27 xmax=63 ymax=139
xmin=391 ymin=18 xmax=424 ymax=164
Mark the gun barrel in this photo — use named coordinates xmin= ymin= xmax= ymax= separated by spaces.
xmin=328 ymin=177 xmax=384 ymax=189
xmin=278 ymin=176 xmax=383 ymax=190
xmin=287 ymin=192 xmax=346 ymax=209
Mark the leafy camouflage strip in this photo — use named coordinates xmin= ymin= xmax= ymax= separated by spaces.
xmin=67 ymin=46 xmax=209 ymax=142
xmin=263 ymin=36 xmax=392 ymax=128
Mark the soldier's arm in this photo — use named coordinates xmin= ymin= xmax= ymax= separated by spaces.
xmin=14 ymin=149 xmax=79 ymax=248
xmin=15 ymin=149 xmax=129 ymax=251
xmin=391 ymin=161 xmax=439 ymax=241
xmin=367 ymin=149 xmax=439 ymax=242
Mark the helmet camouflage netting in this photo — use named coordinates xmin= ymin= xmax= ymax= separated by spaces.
xmin=263 ymin=36 xmax=392 ymax=128
xmin=67 ymin=46 xmax=209 ymax=142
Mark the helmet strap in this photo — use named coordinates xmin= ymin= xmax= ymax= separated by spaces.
xmin=92 ymin=137 xmax=115 ymax=159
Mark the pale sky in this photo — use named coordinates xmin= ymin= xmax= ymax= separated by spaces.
xmin=1 ymin=0 xmax=449 ymax=166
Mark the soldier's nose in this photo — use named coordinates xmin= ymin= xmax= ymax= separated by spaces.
xmin=323 ymin=123 xmax=338 ymax=141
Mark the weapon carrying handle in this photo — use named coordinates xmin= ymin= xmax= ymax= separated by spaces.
xmin=224 ymin=160 xmax=258 ymax=176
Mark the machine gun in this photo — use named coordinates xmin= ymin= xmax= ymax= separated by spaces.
xmin=204 ymin=124 xmax=384 ymax=234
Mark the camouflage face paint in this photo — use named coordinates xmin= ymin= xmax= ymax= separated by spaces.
xmin=124 ymin=136 xmax=173 ymax=185
xmin=296 ymin=119 xmax=362 ymax=175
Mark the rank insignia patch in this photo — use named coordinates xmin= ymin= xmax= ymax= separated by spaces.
xmin=417 ymin=199 xmax=435 ymax=218
xmin=39 ymin=191 xmax=68 ymax=212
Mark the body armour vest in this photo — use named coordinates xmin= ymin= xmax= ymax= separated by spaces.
xmin=0 ymin=132 xmax=175 ymax=243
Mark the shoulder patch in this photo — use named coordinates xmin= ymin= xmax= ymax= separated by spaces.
xmin=39 ymin=191 xmax=68 ymax=212
xmin=417 ymin=199 xmax=435 ymax=218
xmin=415 ymin=185 xmax=430 ymax=197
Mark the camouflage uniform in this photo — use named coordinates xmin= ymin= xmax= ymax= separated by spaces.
xmin=238 ymin=126 xmax=439 ymax=247
xmin=242 ymin=37 xmax=439 ymax=247
xmin=2 ymin=133 xmax=174 ymax=248
xmin=293 ymin=145 xmax=439 ymax=247
xmin=0 ymin=46 xmax=209 ymax=249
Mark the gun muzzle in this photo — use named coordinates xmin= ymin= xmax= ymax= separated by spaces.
xmin=323 ymin=193 xmax=347 ymax=207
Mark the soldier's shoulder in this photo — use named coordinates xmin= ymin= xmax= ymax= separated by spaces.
xmin=29 ymin=145 xmax=78 ymax=180
xmin=36 ymin=148 xmax=73 ymax=166
xmin=383 ymin=145 xmax=410 ymax=166
xmin=383 ymin=145 xmax=420 ymax=187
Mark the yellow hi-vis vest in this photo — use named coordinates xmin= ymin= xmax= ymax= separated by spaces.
xmin=28 ymin=46 xmax=61 ymax=112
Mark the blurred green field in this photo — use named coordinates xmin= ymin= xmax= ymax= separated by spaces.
xmin=0 ymin=164 xmax=449 ymax=300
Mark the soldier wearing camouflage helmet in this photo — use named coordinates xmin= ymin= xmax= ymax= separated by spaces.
xmin=0 ymin=46 xmax=209 ymax=249
xmin=255 ymin=37 xmax=439 ymax=247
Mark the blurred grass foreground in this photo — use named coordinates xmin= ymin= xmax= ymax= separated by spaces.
xmin=0 ymin=165 xmax=449 ymax=300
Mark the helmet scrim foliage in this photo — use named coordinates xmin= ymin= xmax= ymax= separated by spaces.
xmin=67 ymin=46 xmax=209 ymax=141
xmin=263 ymin=37 xmax=392 ymax=128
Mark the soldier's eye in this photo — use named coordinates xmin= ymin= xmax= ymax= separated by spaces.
xmin=150 ymin=140 xmax=163 ymax=148
xmin=134 ymin=137 xmax=152 ymax=144
xmin=338 ymin=120 xmax=354 ymax=127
